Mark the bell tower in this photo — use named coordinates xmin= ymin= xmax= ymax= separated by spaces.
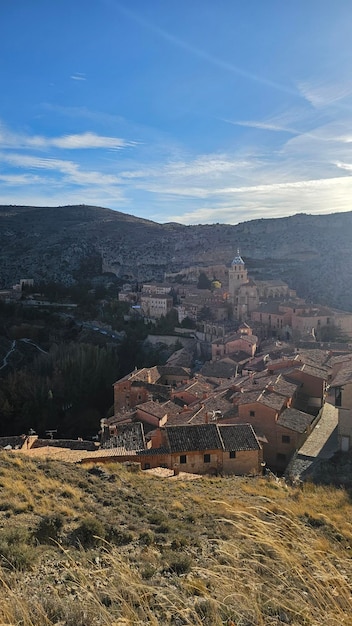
xmin=228 ymin=250 xmax=247 ymax=303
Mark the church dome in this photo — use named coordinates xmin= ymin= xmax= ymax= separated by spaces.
xmin=231 ymin=250 xmax=244 ymax=266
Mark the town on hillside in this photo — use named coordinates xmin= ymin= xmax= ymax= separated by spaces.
xmin=2 ymin=251 xmax=352 ymax=480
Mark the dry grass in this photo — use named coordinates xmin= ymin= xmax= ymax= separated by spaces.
xmin=0 ymin=453 xmax=351 ymax=625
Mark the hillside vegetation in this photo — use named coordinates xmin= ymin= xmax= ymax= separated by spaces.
xmin=0 ymin=453 xmax=352 ymax=625
xmin=1 ymin=205 xmax=352 ymax=310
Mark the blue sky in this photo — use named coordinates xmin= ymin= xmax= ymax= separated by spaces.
xmin=1 ymin=1 xmax=352 ymax=225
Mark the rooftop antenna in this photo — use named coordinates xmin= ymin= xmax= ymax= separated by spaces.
xmin=45 ymin=429 xmax=57 ymax=440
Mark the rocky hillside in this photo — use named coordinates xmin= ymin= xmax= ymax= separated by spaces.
xmin=1 ymin=205 xmax=352 ymax=310
xmin=0 ymin=452 xmax=352 ymax=625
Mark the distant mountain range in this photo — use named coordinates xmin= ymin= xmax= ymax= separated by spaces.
xmin=1 ymin=204 xmax=352 ymax=310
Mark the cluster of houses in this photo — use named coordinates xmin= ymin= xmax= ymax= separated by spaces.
xmin=3 ymin=252 xmax=352 ymax=478
xmin=119 ymin=252 xmax=352 ymax=344
xmin=94 ymin=339 xmax=351 ymax=477
xmin=97 ymin=251 xmax=352 ymax=477
xmin=3 ymin=342 xmax=352 ymax=479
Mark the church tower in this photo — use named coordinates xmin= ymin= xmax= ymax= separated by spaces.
xmin=228 ymin=250 xmax=248 ymax=303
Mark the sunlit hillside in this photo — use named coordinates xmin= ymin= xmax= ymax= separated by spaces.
xmin=0 ymin=453 xmax=351 ymax=625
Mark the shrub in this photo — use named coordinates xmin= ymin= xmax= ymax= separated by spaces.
xmin=156 ymin=522 xmax=170 ymax=534
xmin=107 ymin=526 xmax=134 ymax=546
xmin=35 ymin=514 xmax=64 ymax=544
xmin=141 ymin=563 xmax=156 ymax=579
xmin=139 ymin=530 xmax=155 ymax=545
xmin=194 ymin=599 xmax=222 ymax=626
xmin=148 ymin=510 xmax=167 ymax=525
xmin=0 ymin=527 xmax=36 ymax=571
xmin=72 ymin=516 xmax=105 ymax=548
xmin=166 ymin=552 xmax=192 ymax=575
xmin=171 ymin=535 xmax=188 ymax=549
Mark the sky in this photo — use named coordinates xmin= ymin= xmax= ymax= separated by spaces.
xmin=1 ymin=1 xmax=352 ymax=225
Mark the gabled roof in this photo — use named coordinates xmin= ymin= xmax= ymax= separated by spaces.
xmin=277 ymin=408 xmax=315 ymax=433
xmin=165 ymin=423 xmax=261 ymax=453
xmin=218 ymin=424 xmax=261 ymax=451
xmin=329 ymin=363 xmax=352 ymax=387
xmin=202 ymin=391 xmax=237 ymax=417
xmin=158 ymin=365 xmax=191 ymax=377
xmin=226 ymin=350 xmax=254 ymax=364
xmin=166 ymin=423 xmax=222 ymax=452
xmin=0 ymin=436 xmax=25 ymax=449
xmin=269 ymin=375 xmax=299 ymax=398
xmin=296 ymin=363 xmax=329 ymax=380
xmin=212 ymin=333 xmax=257 ymax=346
xmin=201 ymin=358 xmax=239 ymax=379
xmin=135 ymin=401 xmax=168 ymax=419
xmin=234 ymin=388 xmax=286 ymax=411
xmin=257 ymin=390 xmax=287 ymax=410
xmin=113 ymin=366 xmax=160 ymax=385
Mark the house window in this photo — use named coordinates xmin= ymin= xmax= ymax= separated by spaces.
xmin=335 ymin=387 xmax=342 ymax=407
xmin=341 ymin=436 xmax=350 ymax=452
xmin=144 ymin=463 xmax=151 ymax=470
xmin=180 ymin=455 xmax=187 ymax=464
xmin=282 ymin=435 xmax=290 ymax=444
xmin=229 ymin=450 xmax=236 ymax=459
xmin=204 ymin=454 xmax=211 ymax=463
xmin=250 ymin=410 xmax=255 ymax=417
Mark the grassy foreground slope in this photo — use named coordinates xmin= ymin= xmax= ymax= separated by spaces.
xmin=0 ymin=453 xmax=352 ymax=626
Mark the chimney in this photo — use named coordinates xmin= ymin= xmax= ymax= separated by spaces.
xmin=150 ymin=428 xmax=163 ymax=449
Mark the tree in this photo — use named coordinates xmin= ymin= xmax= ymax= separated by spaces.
xmin=316 ymin=324 xmax=349 ymax=344
xmin=197 ymin=272 xmax=212 ymax=290
xmin=198 ymin=306 xmax=213 ymax=322
xmin=180 ymin=317 xmax=196 ymax=329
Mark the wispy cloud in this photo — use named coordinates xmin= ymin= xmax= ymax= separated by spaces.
xmin=226 ymin=119 xmax=300 ymax=135
xmin=52 ymin=132 xmax=134 ymax=149
xmin=2 ymin=80 xmax=352 ymax=225
xmin=298 ymin=77 xmax=352 ymax=108
xmin=71 ymin=72 xmax=86 ymax=81
xmin=0 ymin=173 xmax=43 ymax=185
xmin=0 ymin=152 xmax=122 ymax=186
xmin=0 ymin=124 xmax=133 ymax=150
xmin=163 ymin=175 xmax=352 ymax=225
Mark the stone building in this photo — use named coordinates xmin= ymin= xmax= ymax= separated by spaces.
xmin=228 ymin=251 xmax=259 ymax=321
xmin=140 ymin=294 xmax=173 ymax=319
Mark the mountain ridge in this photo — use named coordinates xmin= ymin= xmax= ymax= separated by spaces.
xmin=1 ymin=205 xmax=352 ymax=310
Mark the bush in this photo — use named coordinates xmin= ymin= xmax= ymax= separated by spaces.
xmin=72 ymin=516 xmax=105 ymax=548
xmin=107 ymin=526 xmax=134 ymax=546
xmin=35 ymin=514 xmax=63 ymax=544
xmin=0 ymin=527 xmax=36 ymax=571
xmin=139 ymin=530 xmax=155 ymax=545
xmin=166 ymin=552 xmax=192 ymax=576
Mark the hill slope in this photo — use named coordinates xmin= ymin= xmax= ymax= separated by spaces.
xmin=1 ymin=205 xmax=352 ymax=309
xmin=1 ymin=452 xmax=352 ymax=625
